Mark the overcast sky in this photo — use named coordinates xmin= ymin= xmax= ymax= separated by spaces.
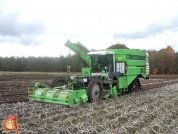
xmin=1 ymin=0 xmax=178 ymax=57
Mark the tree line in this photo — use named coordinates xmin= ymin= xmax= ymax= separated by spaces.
xmin=148 ymin=45 xmax=178 ymax=74
xmin=0 ymin=54 xmax=86 ymax=72
xmin=0 ymin=45 xmax=178 ymax=74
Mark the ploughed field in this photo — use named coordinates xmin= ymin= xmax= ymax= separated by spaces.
xmin=0 ymin=75 xmax=178 ymax=133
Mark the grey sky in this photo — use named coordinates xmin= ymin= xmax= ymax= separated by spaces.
xmin=114 ymin=14 xmax=178 ymax=39
xmin=0 ymin=0 xmax=178 ymax=57
xmin=0 ymin=8 xmax=46 ymax=45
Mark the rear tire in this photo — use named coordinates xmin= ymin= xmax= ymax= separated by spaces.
xmin=128 ymin=78 xmax=141 ymax=93
xmin=51 ymin=76 xmax=67 ymax=87
xmin=87 ymin=79 xmax=103 ymax=102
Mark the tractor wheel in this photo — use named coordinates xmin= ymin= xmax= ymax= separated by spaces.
xmin=128 ymin=78 xmax=141 ymax=93
xmin=87 ymin=79 xmax=103 ymax=102
xmin=51 ymin=76 xmax=67 ymax=88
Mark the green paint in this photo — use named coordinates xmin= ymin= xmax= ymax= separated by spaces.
xmin=28 ymin=40 xmax=150 ymax=106
xmin=126 ymin=54 xmax=145 ymax=60
xmin=82 ymin=68 xmax=91 ymax=76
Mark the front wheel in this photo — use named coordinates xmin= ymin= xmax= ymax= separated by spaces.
xmin=51 ymin=76 xmax=67 ymax=88
xmin=87 ymin=79 xmax=103 ymax=103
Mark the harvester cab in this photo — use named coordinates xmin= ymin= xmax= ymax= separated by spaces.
xmin=28 ymin=40 xmax=150 ymax=107
xmin=89 ymin=51 xmax=115 ymax=75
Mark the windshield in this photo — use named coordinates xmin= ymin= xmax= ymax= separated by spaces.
xmin=91 ymin=54 xmax=113 ymax=73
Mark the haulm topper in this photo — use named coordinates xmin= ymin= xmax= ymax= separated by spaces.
xmin=28 ymin=40 xmax=150 ymax=106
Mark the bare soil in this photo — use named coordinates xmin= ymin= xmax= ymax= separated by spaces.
xmin=0 ymin=75 xmax=178 ymax=104
xmin=0 ymin=75 xmax=178 ymax=134
xmin=0 ymin=76 xmax=55 ymax=104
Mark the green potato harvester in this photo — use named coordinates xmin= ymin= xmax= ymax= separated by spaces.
xmin=28 ymin=40 xmax=150 ymax=107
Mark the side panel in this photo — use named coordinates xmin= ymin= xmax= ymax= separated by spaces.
xmin=118 ymin=75 xmax=137 ymax=89
xmin=108 ymin=49 xmax=149 ymax=79
xmin=126 ymin=75 xmax=138 ymax=87
xmin=126 ymin=67 xmax=145 ymax=75
xmin=113 ymin=49 xmax=146 ymax=66
xmin=118 ymin=77 xmax=126 ymax=88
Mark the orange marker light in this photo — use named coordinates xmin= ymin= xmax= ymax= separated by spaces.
xmin=66 ymin=95 xmax=69 ymax=100
xmin=29 ymin=91 xmax=33 ymax=95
